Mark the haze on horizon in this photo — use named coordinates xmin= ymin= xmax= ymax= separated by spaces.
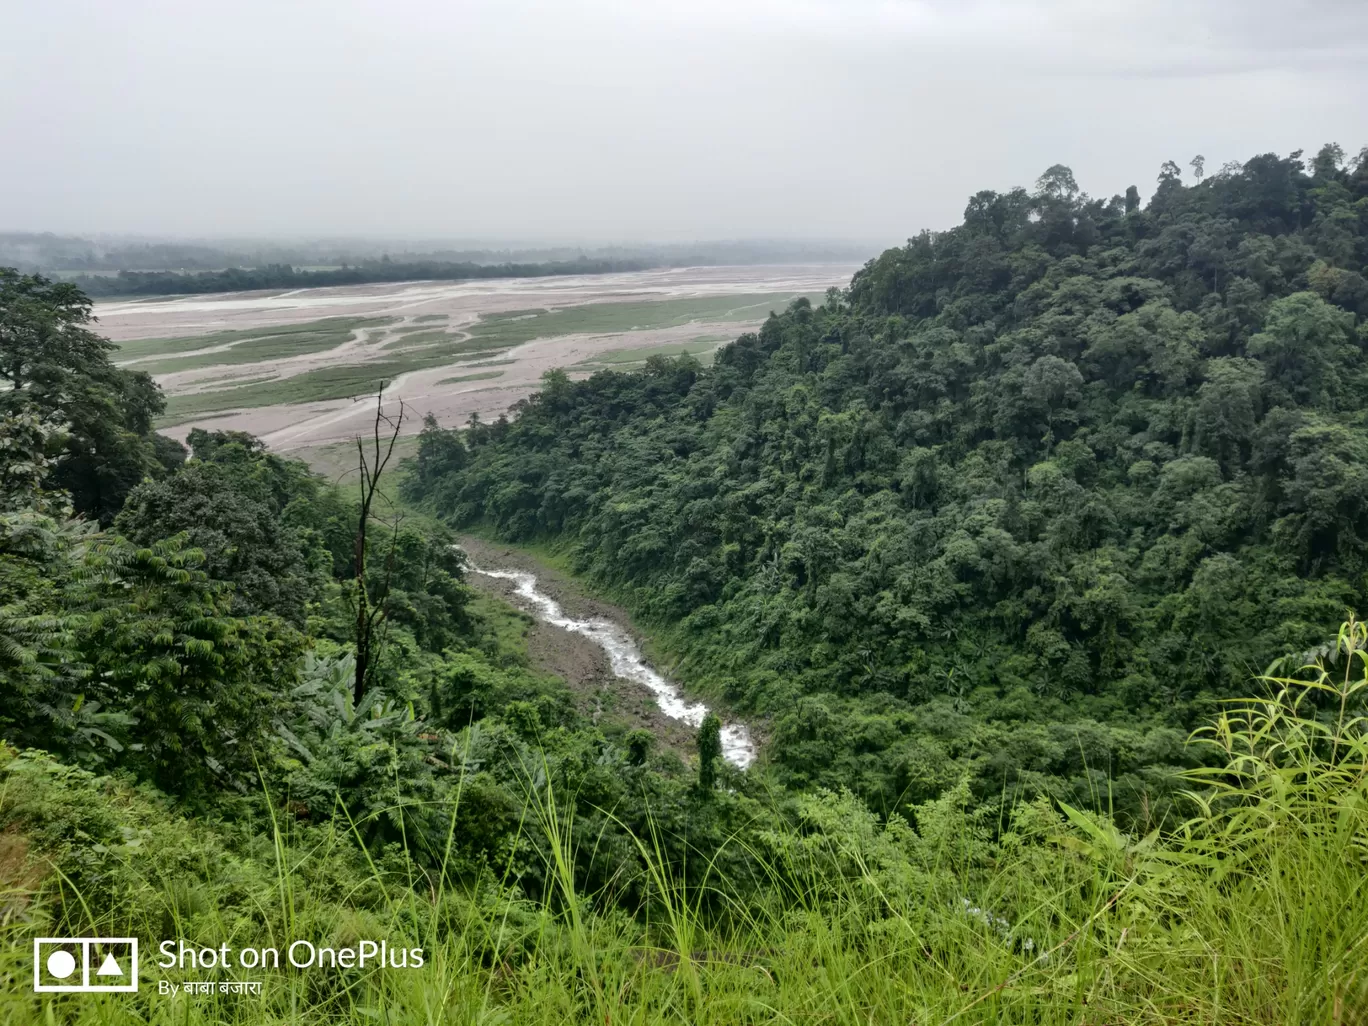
xmin=3 ymin=0 xmax=1366 ymax=243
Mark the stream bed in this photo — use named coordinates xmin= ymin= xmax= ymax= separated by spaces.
xmin=466 ymin=564 xmax=756 ymax=768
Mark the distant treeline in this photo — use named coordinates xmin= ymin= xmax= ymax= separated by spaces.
xmin=1 ymin=231 xmax=877 ymax=277
xmin=69 ymin=258 xmax=660 ymax=297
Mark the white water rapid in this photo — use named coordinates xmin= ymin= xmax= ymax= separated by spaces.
xmin=468 ymin=565 xmax=756 ymax=768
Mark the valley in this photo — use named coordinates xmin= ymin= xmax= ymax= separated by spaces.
xmin=6 ymin=142 xmax=1367 ymax=1024
xmin=456 ymin=535 xmax=756 ymax=767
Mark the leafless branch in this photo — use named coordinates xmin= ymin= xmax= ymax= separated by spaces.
xmin=352 ymin=385 xmax=406 ymax=705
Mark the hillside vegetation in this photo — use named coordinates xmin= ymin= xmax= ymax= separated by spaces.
xmin=3 ymin=661 xmax=1365 ymax=1023
xmin=407 ymin=146 xmax=1368 ymax=825
xmin=2 ymin=145 xmax=1366 ymax=1024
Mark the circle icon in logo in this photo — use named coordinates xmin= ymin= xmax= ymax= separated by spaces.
xmin=46 ymin=950 xmax=77 ymax=979
xmin=34 ymin=937 xmax=138 ymax=992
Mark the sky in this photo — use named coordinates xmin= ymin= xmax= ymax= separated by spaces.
xmin=3 ymin=0 xmax=1367 ymax=244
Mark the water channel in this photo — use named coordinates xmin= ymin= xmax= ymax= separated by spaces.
xmin=467 ymin=565 xmax=757 ymax=768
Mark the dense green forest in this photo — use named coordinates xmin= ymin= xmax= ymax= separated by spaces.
xmin=0 ymin=265 xmax=781 ymax=1013
xmin=0 ymin=265 xmax=729 ymax=854
xmin=407 ymin=146 xmax=1368 ymax=824
xmin=2 ymin=146 xmax=1367 ymax=1024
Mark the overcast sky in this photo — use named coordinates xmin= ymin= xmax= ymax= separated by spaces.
xmin=3 ymin=0 xmax=1366 ymax=243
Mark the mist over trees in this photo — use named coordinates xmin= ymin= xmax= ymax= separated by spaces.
xmin=65 ymin=258 xmax=662 ymax=298
xmin=0 ymin=269 xmax=178 ymax=521
xmin=0 ymin=233 xmax=876 ymax=294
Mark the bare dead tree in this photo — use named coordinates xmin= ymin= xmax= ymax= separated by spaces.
xmin=351 ymin=386 xmax=406 ymax=705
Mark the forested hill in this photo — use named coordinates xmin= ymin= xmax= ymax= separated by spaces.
xmin=407 ymin=145 xmax=1368 ymax=815
xmin=4 ymin=148 xmax=1368 ymax=1021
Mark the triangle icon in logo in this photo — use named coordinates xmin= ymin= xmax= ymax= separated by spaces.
xmin=97 ymin=952 xmax=123 ymax=976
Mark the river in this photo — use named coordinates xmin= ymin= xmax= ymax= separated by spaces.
xmin=466 ymin=565 xmax=757 ymax=768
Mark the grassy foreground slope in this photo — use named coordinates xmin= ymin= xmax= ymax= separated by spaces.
xmin=2 ymin=651 xmax=1366 ymax=1023
xmin=406 ymin=147 xmax=1368 ymax=826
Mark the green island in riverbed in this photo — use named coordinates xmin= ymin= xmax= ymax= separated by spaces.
xmin=146 ymin=294 xmax=819 ymax=424
xmin=156 ymin=349 xmax=493 ymax=422
xmin=114 ymin=315 xmax=396 ymax=366
xmin=464 ymin=293 xmax=823 ymax=347
xmin=573 ymin=337 xmax=729 ymax=369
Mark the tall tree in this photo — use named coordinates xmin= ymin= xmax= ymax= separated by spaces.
xmin=0 ymin=270 xmax=112 ymax=392
xmin=114 ymin=459 xmax=319 ymax=625
xmin=696 ymin=712 xmax=721 ymax=793
xmin=0 ymin=268 xmax=171 ymax=522
xmin=349 ymin=390 xmax=406 ymax=704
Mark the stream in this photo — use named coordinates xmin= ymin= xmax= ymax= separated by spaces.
xmin=466 ymin=565 xmax=757 ymax=768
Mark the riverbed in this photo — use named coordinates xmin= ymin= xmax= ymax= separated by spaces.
xmin=456 ymin=537 xmax=756 ymax=769
xmin=99 ymin=265 xmax=855 ymax=450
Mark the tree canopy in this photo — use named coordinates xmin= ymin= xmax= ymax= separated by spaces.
xmin=3 ymin=147 xmax=1368 ymax=1023
xmin=0 ymin=269 xmax=178 ymax=521
xmin=406 ymin=145 xmax=1368 ymax=820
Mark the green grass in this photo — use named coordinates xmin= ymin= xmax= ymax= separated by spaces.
xmin=136 ymin=330 xmax=355 ymax=374
xmin=411 ymin=313 xmax=449 ymax=323
xmin=464 ymin=294 xmax=818 ymax=348
xmin=390 ymin=323 xmax=455 ymax=337
xmin=156 ymin=332 xmax=719 ymax=427
xmin=115 ymin=333 xmax=243 ymax=361
xmin=293 ymin=434 xmax=423 ymax=484
xmin=114 ymin=316 xmax=395 ymax=364
xmin=193 ymin=371 xmax=279 ymax=388
xmin=157 ymin=343 xmax=516 ymax=424
xmin=3 ymin=645 xmax=1366 ymax=1024
xmin=574 ymin=338 xmax=728 ymax=370
xmin=379 ymin=332 xmax=516 ymax=367
xmin=380 ymin=329 xmax=465 ymax=349
xmin=478 ymin=308 xmax=550 ymax=323
xmin=436 ymin=370 xmax=505 ymax=385
xmin=380 ymin=334 xmax=528 ymax=367
xmin=139 ymin=295 xmax=808 ymax=427
xmin=157 ymin=364 xmax=416 ymax=420
xmin=446 ymin=348 xmax=514 ymax=363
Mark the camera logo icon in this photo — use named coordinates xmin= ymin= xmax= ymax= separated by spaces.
xmin=33 ymin=938 xmax=138 ymax=992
